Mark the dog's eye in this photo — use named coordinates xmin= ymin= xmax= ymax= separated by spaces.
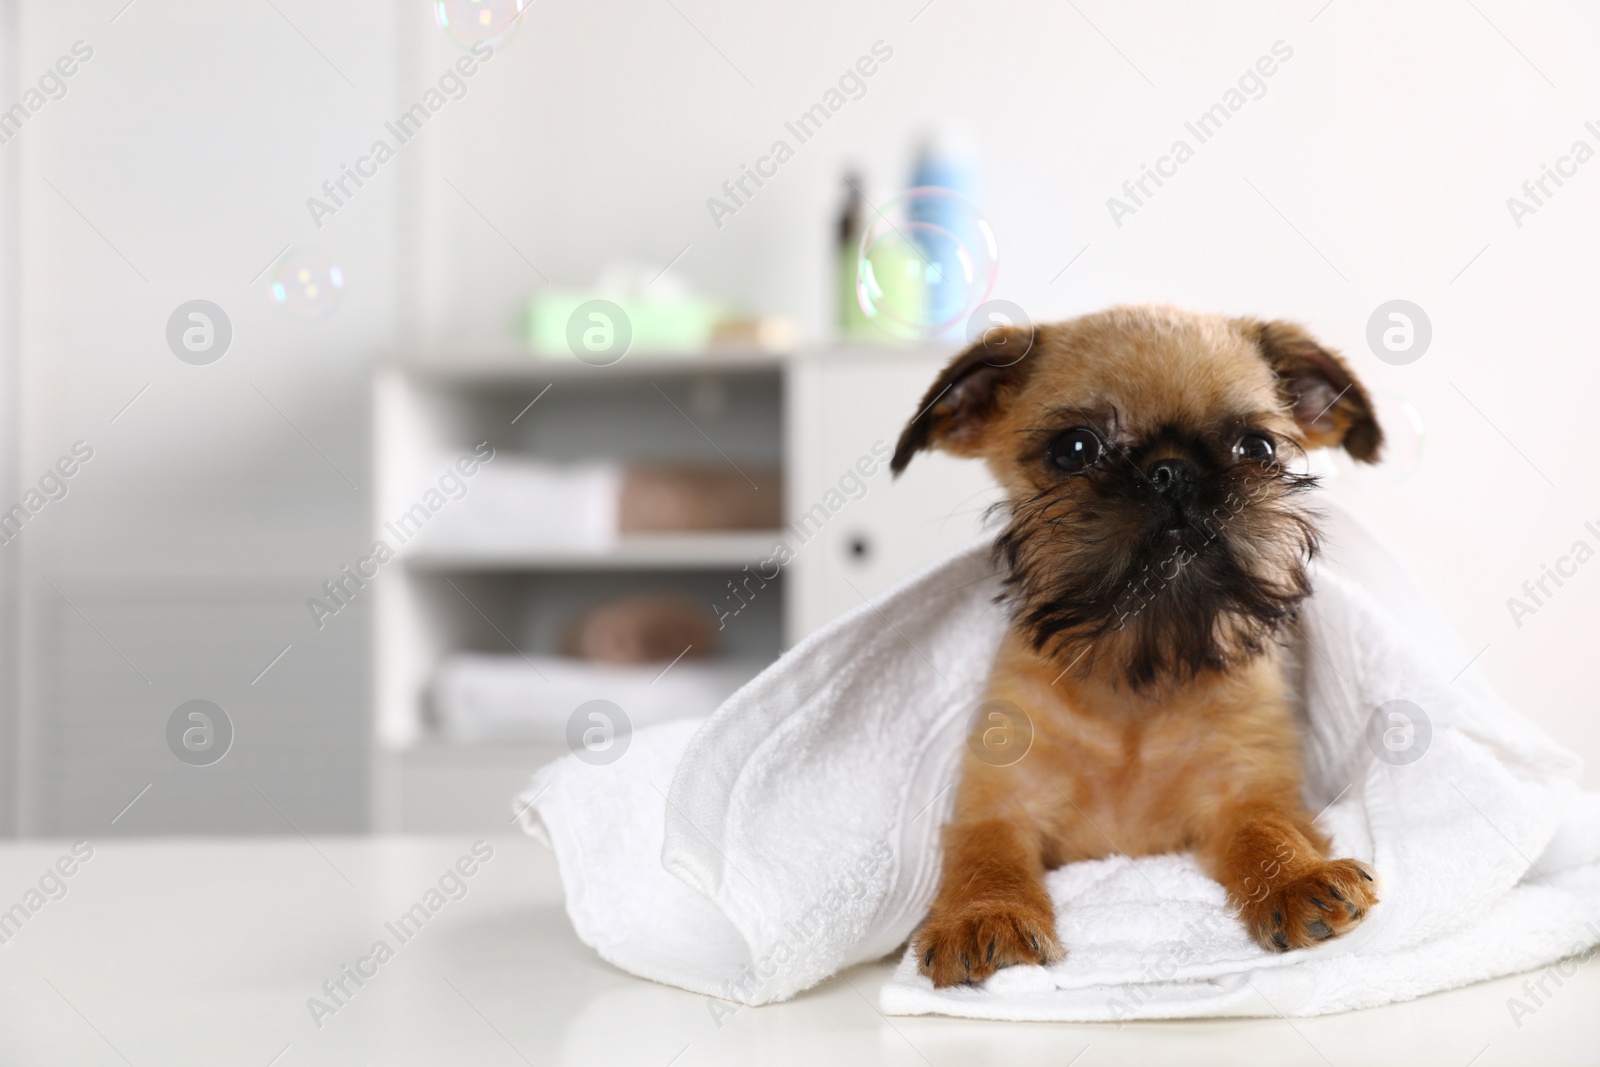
xmin=1234 ymin=434 xmax=1275 ymax=463
xmin=1048 ymin=428 xmax=1102 ymax=473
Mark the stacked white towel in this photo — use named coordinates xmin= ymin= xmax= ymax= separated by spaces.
xmin=433 ymin=653 xmax=766 ymax=743
xmin=409 ymin=458 xmax=620 ymax=555
xmin=516 ymin=504 xmax=1600 ymax=1020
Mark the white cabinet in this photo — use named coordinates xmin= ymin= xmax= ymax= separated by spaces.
xmin=370 ymin=346 xmax=996 ymax=830
xmin=786 ymin=349 xmax=1000 ymax=639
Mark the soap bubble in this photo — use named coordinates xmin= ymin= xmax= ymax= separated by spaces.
xmin=434 ymin=0 xmax=529 ymax=47
xmin=856 ymin=187 xmax=998 ymax=341
xmin=269 ymin=248 xmax=344 ymax=317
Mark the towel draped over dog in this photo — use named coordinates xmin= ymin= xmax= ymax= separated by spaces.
xmin=517 ymin=504 xmax=1600 ymax=1019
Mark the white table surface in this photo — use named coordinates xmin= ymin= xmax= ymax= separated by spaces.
xmin=0 ymin=836 xmax=1595 ymax=1066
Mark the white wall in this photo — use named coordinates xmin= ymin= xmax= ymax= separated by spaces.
xmin=12 ymin=0 xmax=399 ymax=832
xmin=10 ymin=0 xmax=1598 ymax=834
xmin=416 ymin=0 xmax=1600 ymax=783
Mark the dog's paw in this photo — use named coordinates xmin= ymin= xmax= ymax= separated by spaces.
xmin=915 ymin=897 xmax=1062 ymax=988
xmin=1241 ymin=858 xmax=1380 ymax=952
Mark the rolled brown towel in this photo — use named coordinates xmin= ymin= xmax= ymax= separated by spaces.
xmin=561 ymin=594 xmax=717 ymax=665
xmin=619 ymin=465 xmax=783 ymax=533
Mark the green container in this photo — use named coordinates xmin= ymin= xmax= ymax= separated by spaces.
xmin=527 ymin=290 xmax=724 ymax=358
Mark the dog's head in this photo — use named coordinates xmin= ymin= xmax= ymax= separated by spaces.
xmin=892 ymin=305 xmax=1382 ymax=689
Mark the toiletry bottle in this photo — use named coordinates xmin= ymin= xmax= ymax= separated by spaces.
xmin=837 ymin=172 xmax=875 ymax=340
xmin=909 ymin=130 xmax=985 ymax=338
xmin=848 ymin=173 xmax=925 ymax=343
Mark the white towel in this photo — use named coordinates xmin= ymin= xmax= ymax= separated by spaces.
xmin=410 ymin=458 xmax=620 ymax=555
xmin=432 ymin=653 xmax=767 ymax=743
xmin=515 ymin=503 xmax=1600 ymax=1019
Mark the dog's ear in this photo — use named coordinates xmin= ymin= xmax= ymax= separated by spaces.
xmin=1238 ymin=319 xmax=1384 ymax=463
xmin=891 ymin=325 xmax=1036 ymax=475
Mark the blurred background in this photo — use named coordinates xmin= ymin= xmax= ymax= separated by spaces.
xmin=2 ymin=0 xmax=1596 ymax=838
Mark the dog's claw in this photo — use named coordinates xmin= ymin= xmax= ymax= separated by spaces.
xmin=1244 ymin=858 xmax=1380 ymax=953
xmin=915 ymin=902 xmax=1062 ymax=987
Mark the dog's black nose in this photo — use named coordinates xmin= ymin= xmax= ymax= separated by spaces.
xmin=1147 ymin=458 xmax=1198 ymax=500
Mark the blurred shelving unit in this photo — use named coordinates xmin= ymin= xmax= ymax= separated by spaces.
xmin=400 ymin=531 xmax=785 ymax=571
xmin=370 ymin=345 xmax=998 ymax=831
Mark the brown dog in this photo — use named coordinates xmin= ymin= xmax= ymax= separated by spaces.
xmin=892 ymin=305 xmax=1383 ymax=987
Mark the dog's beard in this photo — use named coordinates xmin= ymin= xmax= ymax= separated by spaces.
xmin=993 ymin=472 xmax=1320 ymax=689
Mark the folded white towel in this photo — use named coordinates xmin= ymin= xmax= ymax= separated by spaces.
xmin=433 ymin=653 xmax=766 ymax=743
xmin=515 ymin=503 xmax=1600 ymax=1019
xmin=409 ymin=458 xmax=620 ymax=555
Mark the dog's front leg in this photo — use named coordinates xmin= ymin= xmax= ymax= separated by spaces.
xmin=914 ymin=812 xmax=1062 ymax=987
xmin=1200 ymin=804 xmax=1380 ymax=952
